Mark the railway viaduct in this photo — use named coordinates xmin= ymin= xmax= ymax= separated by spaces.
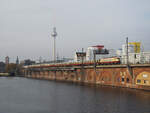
xmin=23 ymin=64 xmax=150 ymax=90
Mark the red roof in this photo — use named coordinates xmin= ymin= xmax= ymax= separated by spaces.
xmin=92 ymin=45 xmax=104 ymax=49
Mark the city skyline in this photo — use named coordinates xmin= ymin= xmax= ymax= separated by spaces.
xmin=0 ymin=0 xmax=150 ymax=62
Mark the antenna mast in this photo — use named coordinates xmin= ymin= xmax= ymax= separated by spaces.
xmin=126 ymin=37 xmax=129 ymax=65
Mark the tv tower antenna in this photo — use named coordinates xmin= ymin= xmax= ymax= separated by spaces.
xmin=51 ymin=27 xmax=57 ymax=62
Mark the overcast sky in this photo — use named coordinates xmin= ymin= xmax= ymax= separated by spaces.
xmin=0 ymin=0 xmax=150 ymax=62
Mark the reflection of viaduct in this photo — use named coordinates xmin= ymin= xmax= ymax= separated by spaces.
xmin=23 ymin=64 xmax=150 ymax=90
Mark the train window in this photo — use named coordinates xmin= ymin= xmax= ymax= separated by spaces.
xmin=137 ymin=79 xmax=141 ymax=83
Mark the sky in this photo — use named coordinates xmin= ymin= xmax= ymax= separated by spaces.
xmin=0 ymin=0 xmax=150 ymax=62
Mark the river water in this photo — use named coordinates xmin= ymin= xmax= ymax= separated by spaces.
xmin=0 ymin=77 xmax=150 ymax=113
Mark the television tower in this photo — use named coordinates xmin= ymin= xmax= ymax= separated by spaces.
xmin=51 ymin=27 xmax=57 ymax=61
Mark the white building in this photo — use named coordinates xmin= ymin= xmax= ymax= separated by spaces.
xmin=86 ymin=46 xmax=98 ymax=61
xmin=86 ymin=45 xmax=113 ymax=61
xmin=122 ymin=44 xmax=135 ymax=55
xmin=119 ymin=42 xmax=150 ymax=64
xmin=116 ymin=49 xmax=122 ymax=57
xmin=121 ymin=52 xmax=150 ymax=64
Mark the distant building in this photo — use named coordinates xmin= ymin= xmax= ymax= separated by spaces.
xmin=74 ymin=52 xmax=86 ymax=62
xmin=86 ymin=45 xmax=110 ymax=61
xmin=121 ymin=52 xmax=150 ymax=64
xmin=16 ymin=56 xmax=19 ymax=65
xmin=21 ymin=59 xmax=36 ymax=66
xmin=61 ymin=58 xmax=73 ymax=62
xmin=86 ymin=45 xmax=104 ymax=61
xmin=41 ymin=58 xmax=73 ymax=64
xmin=116 ymin=49 xmax=122 ymax=57
xmin=5 ymin=56 xmax=9 ymax=64
xmin=0 ymin=62 xmax=5 ymax=73
xmin=118 ymin=42 xmax=150 ymax=64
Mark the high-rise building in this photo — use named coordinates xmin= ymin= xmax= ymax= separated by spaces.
xmin=0 ymin=62 xmax=5 ymax=73
xmin=16 ymin=56 xmax=19 ymax=65
xmin=5 ymin=56 xmax=9 ymax=64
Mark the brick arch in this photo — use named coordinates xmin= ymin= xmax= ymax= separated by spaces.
xmin=37 ymin=71 xmax=40 ymax=78
xmin=36 ymin=71 xmax=40 ymax=78
xmin=44 ymin=71 xmax=49 ymax=79
xmin=125 ymin=72 xmax=132 ymax=84
xmin=86 ymin=70 xmax=95 ymax=82
xmin=75 ymin=69 xmax=83 ymax=81
xmin=95 ymin=70 xmax=102 ymax=83
xmin=39 ymin=71 xmax=44 ymax=78
xmin=47 ymin=71 xmax=51 ymax=79
xmin=99 ymin=70 xmax=111 ymax=83
xmin=50 ymin=71 xmax=56 ymax=80
xmin=133 ymin=68 xmax=150 ymax=79
xmin=114 ymin=71 xmax=132 ymax=84
xmin=99 ymin=74 xmax=111 ymax=84
xmin=68 ymin=72 xmax=76 ymax=81
xmin=61 ymin=71 xmax=65 ymax=80
xmin=85 ymin=69 xmax=90 ymax=81
xmin=56 ymin=71 xmax=62 ymax=80
xmin=114 ymin=72 xmax=122 ymax=84
xmin=76 ymin=74 xmax=82 ymax=81
xmin=48 ymin=71 xmax=51 ymax=79
xmin=63 ymin=71 xmax=69 ymax=80
xmin=96 ymin=69 xmax=105 ymax=81
xmin=135 ymin=71 xmax=150 ymax=86
xmin=33 ymin=71 xmax=37 ymax=78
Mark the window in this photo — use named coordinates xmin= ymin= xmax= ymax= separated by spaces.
xmin=144 ymin=80 xmax=149 ymax=84
xmin=122 ymin=78 xmax=124 ymax=82
xmin=126 ymin=78 xmax=129 ymax=83
xmin=134 ymin=54 xmax=136 ymax=59
xmin=137 ymin=79 xmax=141 ymax=83
xmin=143 ymin=74 xmax=148 ymax=78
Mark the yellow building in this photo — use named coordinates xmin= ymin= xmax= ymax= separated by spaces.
xmin=129 ymin=42 xmax=141 ymax=53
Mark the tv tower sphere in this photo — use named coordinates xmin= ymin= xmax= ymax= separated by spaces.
xmin=51 ymin=27 xmax=57 ymax=37
xmin=51 ymin=27 xmax=57 ymax=61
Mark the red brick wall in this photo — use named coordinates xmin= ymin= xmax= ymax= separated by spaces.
xmin=26 ymin=66 xmax=150 ymax=90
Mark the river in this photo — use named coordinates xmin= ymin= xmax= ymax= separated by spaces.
xmin=0 ymin=77 xmax=150 ymax=113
